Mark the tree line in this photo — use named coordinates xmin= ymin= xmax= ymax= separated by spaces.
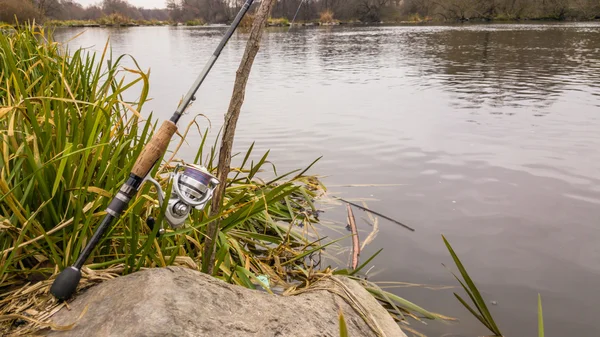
xmin=0 ymin=0 xmax=169 ymax=23
xmin=402 ymin=0 xmax=600 ymax=21
xmin=1 ymin=0 xmax=598 ymax=24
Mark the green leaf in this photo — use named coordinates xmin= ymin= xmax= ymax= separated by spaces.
xmin=339 ymin=308 xmax=349 ymax=337
xmin=442 ymin=235 xmax=502 ymax=336
xmin=350 ymin=248 xmax=383 ymax=276
xmin=538 ymin=294 xmax=544 ymax=337
xmin=281 ymin=237 xmax=345 ymax=266
xmin=454 ymin=293 xmax=492 ymax=331
xmin=365 ymin=286 xmax=438 ymax=320
xmin=52 ymin=142 xmax=72 ymax=196
xmin=292 ymin=156 xmax=322 ymax=180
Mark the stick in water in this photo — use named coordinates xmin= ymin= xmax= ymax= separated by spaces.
xmin=336 ymin=197 xmax=415 ymax=232
xmin=346 ymin=204 xmax=360 ymax=270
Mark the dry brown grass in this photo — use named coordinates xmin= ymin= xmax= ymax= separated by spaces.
xmin=0 ymin=265 xmax=125 ymax=335
xmin=239 ymin=13 xmax=254 ymax=28
xmin=319 ymin=10 xmax=335 ymax=23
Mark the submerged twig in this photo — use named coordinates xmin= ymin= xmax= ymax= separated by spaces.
xmin=335 ymin=197 xmax=415 ymax=232
xmin=346 ymin=204 xmax=360 ymax=270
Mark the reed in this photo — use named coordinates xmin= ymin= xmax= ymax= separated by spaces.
xmin=0 ymin=24 xmax=449 ymax=335
xmin=442 ymin=235 xmax=546 ymax=337
xmin=0 ymin=23 xmax=322 ymax=302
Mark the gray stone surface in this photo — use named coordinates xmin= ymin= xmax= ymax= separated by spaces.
xmin=48 ymin=267 xmax=406 ymax=337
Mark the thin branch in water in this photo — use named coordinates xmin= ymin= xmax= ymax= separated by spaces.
xmin=334 ymin=196 xmax=415 ymax=232
xmin=346 ymin=204 xmax=360 ymax=270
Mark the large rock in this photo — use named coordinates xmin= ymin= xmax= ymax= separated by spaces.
xmin=47 ymin=267 xmax=406 ymax=337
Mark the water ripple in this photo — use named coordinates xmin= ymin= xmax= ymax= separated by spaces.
xmin=55 ymin=24 xmax=600 ymax=337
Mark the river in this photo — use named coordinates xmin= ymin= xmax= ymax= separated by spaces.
xmin=55 ymin=23 xmax=600 ymax=337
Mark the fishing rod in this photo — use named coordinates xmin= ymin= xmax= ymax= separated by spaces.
xmin=50 ymin=0 xmax=256 ymax=301
xmin=288 ymin=0 xmax=306 ymax=32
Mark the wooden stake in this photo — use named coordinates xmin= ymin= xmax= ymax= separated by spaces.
xmin=202 ymin=0 xmax=277 ymax=274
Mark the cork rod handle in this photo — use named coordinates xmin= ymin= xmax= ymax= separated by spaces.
xmin=131 ymin=121 xmax=178 ymax=177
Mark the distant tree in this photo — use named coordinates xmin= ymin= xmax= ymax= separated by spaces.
xmin=6 ymin=0 xmax=593 ymax=23
xmin=82 ymin=5 xmax=105 ymax=20
xmin=32 ymin=0 xmax=62 ymax=18
xmin=497 ymin=0 xmax=532 ymax=19
xmin=401 ymin=0 xmax=437 ymax=17
xmin=167 ymin=0 xmax=229 ymax=23
xmin=0 ymin=0 xmax=43 ymax=23
xmin=139 ymin=8 xmax=170 ymax=21
xmin=166 ymin=0 xmax=183 ymax=21
xmin=571 ymin=0 xmax=600 ymax=19
xmin=58 ymin=0 xmax=86 ymax=20
xmin=542 ymin=0 xmax=571 ymax=19
xmin=356 ymin=0 xmax=389 ymax=21
xmin=102 ymin=0 xmax=129 ymax=15
xmin=431 ymin=0 xmax=484 ymax=20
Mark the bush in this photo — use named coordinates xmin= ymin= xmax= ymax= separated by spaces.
xmin=239 ymin=13 xmax=254 ymax=28
xmin=97 ymin=13 xmax=131 ymax=25
xmin=0 ymin=0 xmax=42 ymax=24
xmin=185 ymin=18 xmax=206 ymax=26
xmin=267 ymin=17 xmax=290 ymax=26
xmin=408 ymin=13 xmax=422 ymax=22
xmin=319 ymin=10 xmax=335 ymax=23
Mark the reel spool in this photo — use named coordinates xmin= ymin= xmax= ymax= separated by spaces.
xmin=146 ymin=164 xmax=219 ymax=233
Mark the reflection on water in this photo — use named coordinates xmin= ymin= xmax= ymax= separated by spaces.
xmin=55 ymin=23 xmax=600 ymax=337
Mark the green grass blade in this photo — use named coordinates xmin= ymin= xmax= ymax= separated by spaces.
xmin=51 ymin=142 xmax=72 ymax=196
xmin=349 ymin=248 xmax=383 ymax=276
xmin=365 ymin=286 xmax=438 ymax=320
xmin=442 ymin=235 xmax=502 ymax=336
xmin=538 ymin=294 xmax=544 ymax=337
xmin=247 ymin=150 xmax=269 ymax=182
xmin=281 ymin=237 xmax=344 ymax=266
xmin=454 ymin=293 xmax=492 ymax=331
xmin=339 ymin=308 xmax=349 ymax=337
xmin=292 ymin=156 xmax=322 ymax=180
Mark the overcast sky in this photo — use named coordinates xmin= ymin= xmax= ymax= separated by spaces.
xmin=75 ymin=0 xmax=167 ymax=9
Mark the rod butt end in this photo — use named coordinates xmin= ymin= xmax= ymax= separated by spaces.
xmin=50 ymin=266 xmax=81 ymax=301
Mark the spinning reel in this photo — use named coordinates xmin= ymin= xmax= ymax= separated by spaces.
xmin=145 ymin=164 xmax=219 ymax=234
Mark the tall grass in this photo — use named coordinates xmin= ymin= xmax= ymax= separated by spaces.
xmin=0 ymin=24 xmax=325 ymax=296
xmin=0 ymin=23 xmax=152 ymax=282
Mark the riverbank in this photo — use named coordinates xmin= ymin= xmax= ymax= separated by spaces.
xmin=34 ymin=14 xmax=600 ymax=28
xmin=0 ymin=23 xmax=450 ymax=336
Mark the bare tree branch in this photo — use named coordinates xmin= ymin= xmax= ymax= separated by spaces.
xmin=201 ymin=0 xmax=277 ymax=275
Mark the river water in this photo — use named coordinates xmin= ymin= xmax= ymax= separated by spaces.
xmin=55 ymin=23 xmax=600 ymax=336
